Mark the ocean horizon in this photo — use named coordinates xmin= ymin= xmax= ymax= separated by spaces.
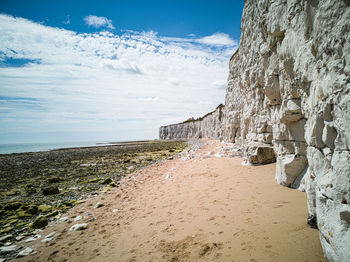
xmin=0 ymin=141 xmax=123 ymax=154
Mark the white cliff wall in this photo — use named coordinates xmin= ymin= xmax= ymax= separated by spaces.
xmin=159 ymin=105 xmax=224 ymax=140
xmin=223 ymin=0 xmax=350 ymax=261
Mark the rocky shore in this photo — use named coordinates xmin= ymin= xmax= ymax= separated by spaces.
xmin=0 ymin=140 xmax=187 ymax=260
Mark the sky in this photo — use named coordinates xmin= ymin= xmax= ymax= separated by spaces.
xmin=0 ymin=0 xmax=244 ymax=144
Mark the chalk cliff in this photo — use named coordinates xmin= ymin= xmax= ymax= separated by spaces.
xmin=160 ymin=1 xmax=350 ymax=261
xmin=159 ymin=104 xmax=224 ymax=140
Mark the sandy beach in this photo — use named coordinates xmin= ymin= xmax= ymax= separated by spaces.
xmin=15 ymin=140 xmax=326 ymax=262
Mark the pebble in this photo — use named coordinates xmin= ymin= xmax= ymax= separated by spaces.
xmin=0 ymin=245 xmax=19 ymax=254
xmin=17 ymin=247 xmax=34 ymax=257
xmin=69 ymin=223 xmax=88 ymax=231
xmin=33 ymin=229 xmax=43 ymax=234
xmin=41 ymin=237 xmax=54 ymax=243
xmin=74 ymin=216 xmax=82 ymax=221
xmin=112 ymin=209 xmax=119 ymax=213
xmin=94 ymin=202 xmax=104 ymax=208
xmin=45 ymin=232 xmax=56 ymax=239
xmin=60 ymin=216 xmax=69 ymax=222
xmin=0 ymin=234 xmax=12 ymax=242
xmin=24 ymin=234 xmax=41 ymax=243
xmin=4 ymin=242 xmax=12 ymax=246
xmin=165 ymin=174 xmax=170 ymax=179
xmin=15 ymin=235 xmax=25 ymax=241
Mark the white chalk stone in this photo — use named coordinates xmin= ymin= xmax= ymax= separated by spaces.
xmin=69 ymin=223 xmax=88 ymax=232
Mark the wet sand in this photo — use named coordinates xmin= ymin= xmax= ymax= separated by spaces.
xmin=16 ymin=140 xmax=326 ymax=262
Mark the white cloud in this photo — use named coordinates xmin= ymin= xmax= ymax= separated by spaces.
xmin=211 ymin=80 xmax=227 ymax=90
xmin=0 ymin=14 xmax=238 ymax=143
xmin=196 ymin=32 xmax=237 ymax=46
xmin=84 ymin=15 xmax=114 ymax=29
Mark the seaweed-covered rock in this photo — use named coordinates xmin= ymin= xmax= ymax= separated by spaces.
xmin=31 ymin=215 xmax=48 ymax=229
xmin=26 ymin=205 xmax=39 ymax=215
xmin=4 ymin=202 xmax=22 ymax=211
xmin=48 ymin=177 xmax=61 ymax=183
xmin=46 ymin=210 xmax=59 ymax=218
xmin=42 ymin=186 xmax=59 ymax=195
xmin=38 ymin=204 xmax=52 ymax=213
xmin=100 ymin=178 xmax=112 ymax=185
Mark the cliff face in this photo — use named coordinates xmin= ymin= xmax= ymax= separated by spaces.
xmin=160 ymin=1 xmax=350 ymax=260
xmin=225 ymin=1 xmax=350 ymax=261
xmin=159 ymin=105 xmax=224 ymax=140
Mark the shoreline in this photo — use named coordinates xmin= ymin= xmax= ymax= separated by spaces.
xmin=11 ymin=140 xmax=325 ymax=261
xmin=0 ymin=140 xmax=168 ymax=155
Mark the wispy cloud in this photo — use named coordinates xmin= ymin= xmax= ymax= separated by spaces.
xmin=0 ymin=14 xmax=238 ymax=143
xmin=84 ymin=15 xmax=114 ymax=29
xmin=196 ymin=32 xmax=237 ymax=46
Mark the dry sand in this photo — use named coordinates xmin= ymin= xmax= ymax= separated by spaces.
xmin=16 ymin=140 xmax=326 ymax=262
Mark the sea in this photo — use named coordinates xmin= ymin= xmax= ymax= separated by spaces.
xmin=0 ymin=141 xmax=118 ymax=154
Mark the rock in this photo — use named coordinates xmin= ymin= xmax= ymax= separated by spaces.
xmin=0 ymin=234 xmax=13 ymax=242
xmin=17 ymin=247 xmax=34 ymax=257
xmin=275 ymin=155 xmax=308 ymax=187
xmin=60 ymin=216 xmax=69 ymax=222
xmin=42 ymin=186 xmax=60 ymax=195
xmin=41 ymin=237 xmax=53 ymax=243
xmin=41 ymin=232 xmax=56 ymax=243
xmin=112 ymin=209 xmax=119 ymax=213
xmin=32 ymin=229 xmax=43 ymax=234
xmin=48 ymin=177 xmax=60 ymax=183
xmin=38 ymin=204 xmax=52 ymax=213
xmin=45 ymin=232 xmax=56 ymax=239
xmin=24 ymin=234 xmax=41 ymax=243
xmin=74 ymin=216 xmax=82 ymax=221
xmin=307 ymin=215 xmax=318 ymax=229
xmin=4 ymin=202 xmax=22 ymax=210
xmin=0 ymin=227 xmax=13 ymax=235
xmin=69 ymin=223 xmax=88 ymax=231
xmin=94 ymin=202 xmax=104 ymax=209
xmin=31 ymin=216 xmax=48 ymax=229
xmin=15 ymin=235 xmax=25 ymax=241
xmin=339 ymin=205 xmax=350 ymax=224
xmin=0 ymin=245 xmax=19 ymax=254
xmin=100 ymin=178 xmax=112 ymax=185
xmin=322 ymin=123 xmax=337 ymax=149
xmin=46 ymin=210 xmax=59 ymax=217
xmin=246 ymin=144 xmax=275 ymax=165
xmin=26 ymin=205 xmax=39 ymax=215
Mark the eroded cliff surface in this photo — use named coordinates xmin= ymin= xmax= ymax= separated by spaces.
xmin=159 ymin=104 xmax=224 ymax=140
xmin=224 ymin=1 xmax=350 ymax=261
xmin=160 ymin=1 xmax=350 ymax=260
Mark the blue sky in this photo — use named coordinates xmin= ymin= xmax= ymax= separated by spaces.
xmin=0 ymin=1 xmax=244 ymax=143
